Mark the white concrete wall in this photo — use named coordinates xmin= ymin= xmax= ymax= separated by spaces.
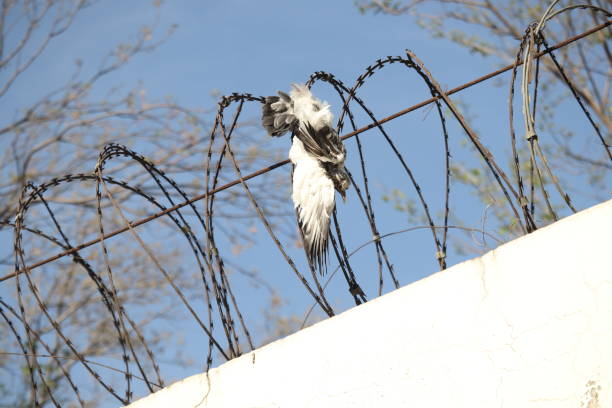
xmin=127 ymin=199 xmax=612 ymax=408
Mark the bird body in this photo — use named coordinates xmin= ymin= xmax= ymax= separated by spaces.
xmin=262 ymin=84 xmax=349 ymax=272
xmin=289 ymin=137 xmax=336 ymax=269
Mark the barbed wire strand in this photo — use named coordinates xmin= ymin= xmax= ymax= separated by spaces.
xmin=2 ymin=18 xmax=607 ymax=283
xmin=308 ymin=74 xmax=395 ymax=295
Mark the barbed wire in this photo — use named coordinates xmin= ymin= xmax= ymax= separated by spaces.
xmin=1 ymin=10 xmax=610 ymax=407
xmin=1 ymin=18 xmax=608 ymax=283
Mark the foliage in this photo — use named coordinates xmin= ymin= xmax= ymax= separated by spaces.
xmin=357 ymin=0 xmax=611 ymax=251
xmin=0 ymin=1 xmax=287 ymax=406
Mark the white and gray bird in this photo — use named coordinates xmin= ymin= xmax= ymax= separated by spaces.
xmin=262 ymin=84 xmax=349 ymax=273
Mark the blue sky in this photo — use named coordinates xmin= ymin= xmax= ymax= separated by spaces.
xmin=2 ymin=0 xmax=608 ymax=405
xmin=2 ymin=1 xmax=499 ymax=108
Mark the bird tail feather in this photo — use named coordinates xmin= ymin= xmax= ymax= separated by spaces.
xmin=262 ymin=92 xmax=298 ymax=137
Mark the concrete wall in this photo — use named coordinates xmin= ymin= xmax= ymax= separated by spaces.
xmin=126 ymin=199 xmax=612 ymax=408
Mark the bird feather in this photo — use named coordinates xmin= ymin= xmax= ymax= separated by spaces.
xmin=289 ymin=138 xmax=335 ymax=271
xmin=262 ymin=83 xmax=349 ymax=273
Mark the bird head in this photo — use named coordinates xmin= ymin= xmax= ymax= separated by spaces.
xmin=332 ymin=167 xmax=350 ymax=203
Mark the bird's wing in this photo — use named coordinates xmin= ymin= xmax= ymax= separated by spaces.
xmin=290 ymin=139 xmax=336 ymax=273
xmin=296 ymin=122 xmax=345 ymax=164
xmin=261 ymin=91 xmax=299 ymax=137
